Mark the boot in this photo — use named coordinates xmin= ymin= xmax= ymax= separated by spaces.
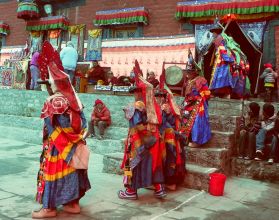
xmin=118 ymin=189 xmax=138 ymax=200
xmin=154 ymin=184 xmax=167 ymax=199
xmin=31 ymin=208 xmax=57 ymax=219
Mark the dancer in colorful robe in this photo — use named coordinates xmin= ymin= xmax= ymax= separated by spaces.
xmin=118 ymin=60 xmax=166 ymax=200
xmin=32 ymin=41 xmax=91 ymax=218
xmin=181 ymin=59 xmax=212 ymax=147
xmin=231 ymin=60 xmax=251 ymax=99
xmin=156 ymin=88 xmax=186 ymax=191
xmin=209 ymin=24 xmax=234 ymax=98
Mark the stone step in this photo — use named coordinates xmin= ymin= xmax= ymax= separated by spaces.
xmin=209 ymin=115 xmax=240 ymax=132
xmin=102 ymin=153 xmax=219 ymax=192
xmin=0 ymin=125 xmax=42 ymax=145
xmin=0 ymin=110 xmax=129 ymax=127
xmin=204 ymin=130 xmax=235 ymax=149
xmin=184 ymin=163 xmax=219 ymax=192
xmin=0 ymin=125 xmax=126 ymax=152
xmin=87 ymin=139 xmax=124 ymax=155
xmin=0 ymin=114 xmax=128 ymax=140
xmin=231 ymin=157 xmax=279 ymax=183
xmin=186 ymin=147 xmax=230 ymax=174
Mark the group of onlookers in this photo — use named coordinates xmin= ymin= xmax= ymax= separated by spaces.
xmin=30 ymin=41 xmax=78 ymax=90
xmin=238 ymin=102 xmax=279 ymax=164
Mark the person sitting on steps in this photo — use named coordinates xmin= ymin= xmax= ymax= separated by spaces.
xmin=266 ymin=111 xmax=279 ymax=164
xmin=85 ymin=99 xmax=111 ymax=139
xmin=255 ymin=103 xmax=276 ymax=161
xmin=238 ymin=102 xmax=261 ymax=160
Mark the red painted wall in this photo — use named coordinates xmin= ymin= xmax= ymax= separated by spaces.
xmin=0 ymin=1 xmax=28 ymax=46
xmin=1 ymin=0 xmax=186 ymax=46
xmin=0 ymin=0 xmax=275 ymax=47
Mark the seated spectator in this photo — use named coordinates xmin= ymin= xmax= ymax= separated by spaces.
xmin=255 ymin=103 xmax=276 ymax=161
xmin=238 ymin=102 xmax=261 ymax=160
xmin=87 ymin=61 xmax=106 ymax=84
xmin=106 ymin=71 xmax=118 ymax=86
xmin=130 ymin=71 xmax=136 ymax=85
xmin=147 ymin=71 xmax=159 ymax=88
xmin=267 ymin=112 xmax=279 ymax=164
xmin=117 ymin=76 xmax=132 ymax=86
xmin=85 ymin=99 xmax=111 ymax=139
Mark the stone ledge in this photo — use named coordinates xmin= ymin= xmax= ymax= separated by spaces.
xmin=186 ymin=147 xmax=231 ymax=174
xmin=231 ymin=158 xmax=279 ymax=183
xmin=203 ymin=130 xmax=235 ymax=149
xmin=102 ymin=153 xmax=219 ymax=192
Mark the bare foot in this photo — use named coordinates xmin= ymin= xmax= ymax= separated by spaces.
xmin=189 ymin=142 xmax=200 ymax=148
xmin=63 ymin=203 xmax=81 ymax=214
xmin=32 ymin=208 xmax=57 ymax=219
xmin=166 ymin=184 xmax=177 ymax=191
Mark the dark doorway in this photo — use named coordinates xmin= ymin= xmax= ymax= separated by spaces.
xmin=203 ymin=20 xmax=262 ymax=95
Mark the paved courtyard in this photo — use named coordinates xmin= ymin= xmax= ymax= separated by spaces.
xmin=0 ymin=137 xmax=279 ymax=220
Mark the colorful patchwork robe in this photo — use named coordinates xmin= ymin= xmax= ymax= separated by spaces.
xmin=160 ymin=110 xmax=186 ymax=185
xmin=36 ymin=94 xmax=91 ymax=209
xmin=209 ymin=35 xmax=234 ymax=94
xmin=121 ymin=109 xmax=164 ymax=190
xmin=182 ymin=76 xmax=212 ymax=145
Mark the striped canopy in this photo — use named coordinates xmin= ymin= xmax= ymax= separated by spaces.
xmin=176 ymin=0 xmax=279 ymax=22
xmin=26 ymin=16 xmax=70 ymax=31
xmin=17 ymin=1 xmax=40 ymax=20
xmin=94 ymin=7 xmax=149 ymax=26
xmin=0 ymin=22 xmax=10 ymax=35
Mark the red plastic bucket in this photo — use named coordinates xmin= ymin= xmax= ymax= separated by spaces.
xmin=209 ymin=173 xmax=226 ymax=196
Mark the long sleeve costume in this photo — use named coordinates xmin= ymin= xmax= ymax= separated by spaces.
xmin=182 ymin=76 xmax=211 ymax=145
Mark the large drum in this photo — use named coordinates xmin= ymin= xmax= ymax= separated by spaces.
xmin=165 ymin=66 xmax=184 ymax=86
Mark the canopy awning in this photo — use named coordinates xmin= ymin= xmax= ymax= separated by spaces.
xmin=17 ymin=1 xmax=40 ymax=20
xmin=176 ymin=0 xmax=279 ymax=21
xmin=26 ymin=16 xmax=69 ymax=31
xmin=94 ymin=7 xmax=148 ymax=26
xmin=0 ymin=22 xmax=10 ymax=35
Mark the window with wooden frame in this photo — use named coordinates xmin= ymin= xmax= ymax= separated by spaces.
xmin=102 ymin=24 xmax=143 ymax=40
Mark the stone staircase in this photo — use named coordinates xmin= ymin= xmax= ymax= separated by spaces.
xmin=0 ymin=89 xmax=246 ymax=192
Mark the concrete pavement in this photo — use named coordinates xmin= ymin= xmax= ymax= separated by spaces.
xmin=0 ymin=138 xmax=279 ymax=220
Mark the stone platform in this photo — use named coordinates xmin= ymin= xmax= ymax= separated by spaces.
xmin=0 ymin=89 xmax=279 ymax=191
xmin=232 ymin=158 xmax=279 ymax=183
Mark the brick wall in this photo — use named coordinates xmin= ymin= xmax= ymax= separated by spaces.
xmin=0 ymin=0 xmax=186 ymax=46
xmin=275 ymin=26 xmax=279 ymax=71
xmin=0 ymin=0 xmax=273 ymax=46
xmin=0 ymin=1 xmax=28 ymax=46
xmin=65 ymin=0 xmax=186 ymax=38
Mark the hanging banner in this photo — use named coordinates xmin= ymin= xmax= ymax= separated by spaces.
xmin=195 ymin=23 xmax=215 ymax=54
xmin=86 ymin=29 xmax=102 ymax=61
xmin=0 ymin=68 xmax=13 ymax=88
xmin=195 ymin=21 xmax=266 ymax=54
xmin=239 ymin=22 xmax=266 ymax=48
xmin=69 ymin=24 xmax=85 ymax=57
xmin=13 ymin=60 xmax=28 ymax=89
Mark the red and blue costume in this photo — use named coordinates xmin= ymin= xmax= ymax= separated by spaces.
xmin=182 ymin=76 xmax=212 ymax=145
xmin=35 ymin=42 xmax=91 ymax=210
xmin=119 ymin=60 xmax=166 ymax=200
